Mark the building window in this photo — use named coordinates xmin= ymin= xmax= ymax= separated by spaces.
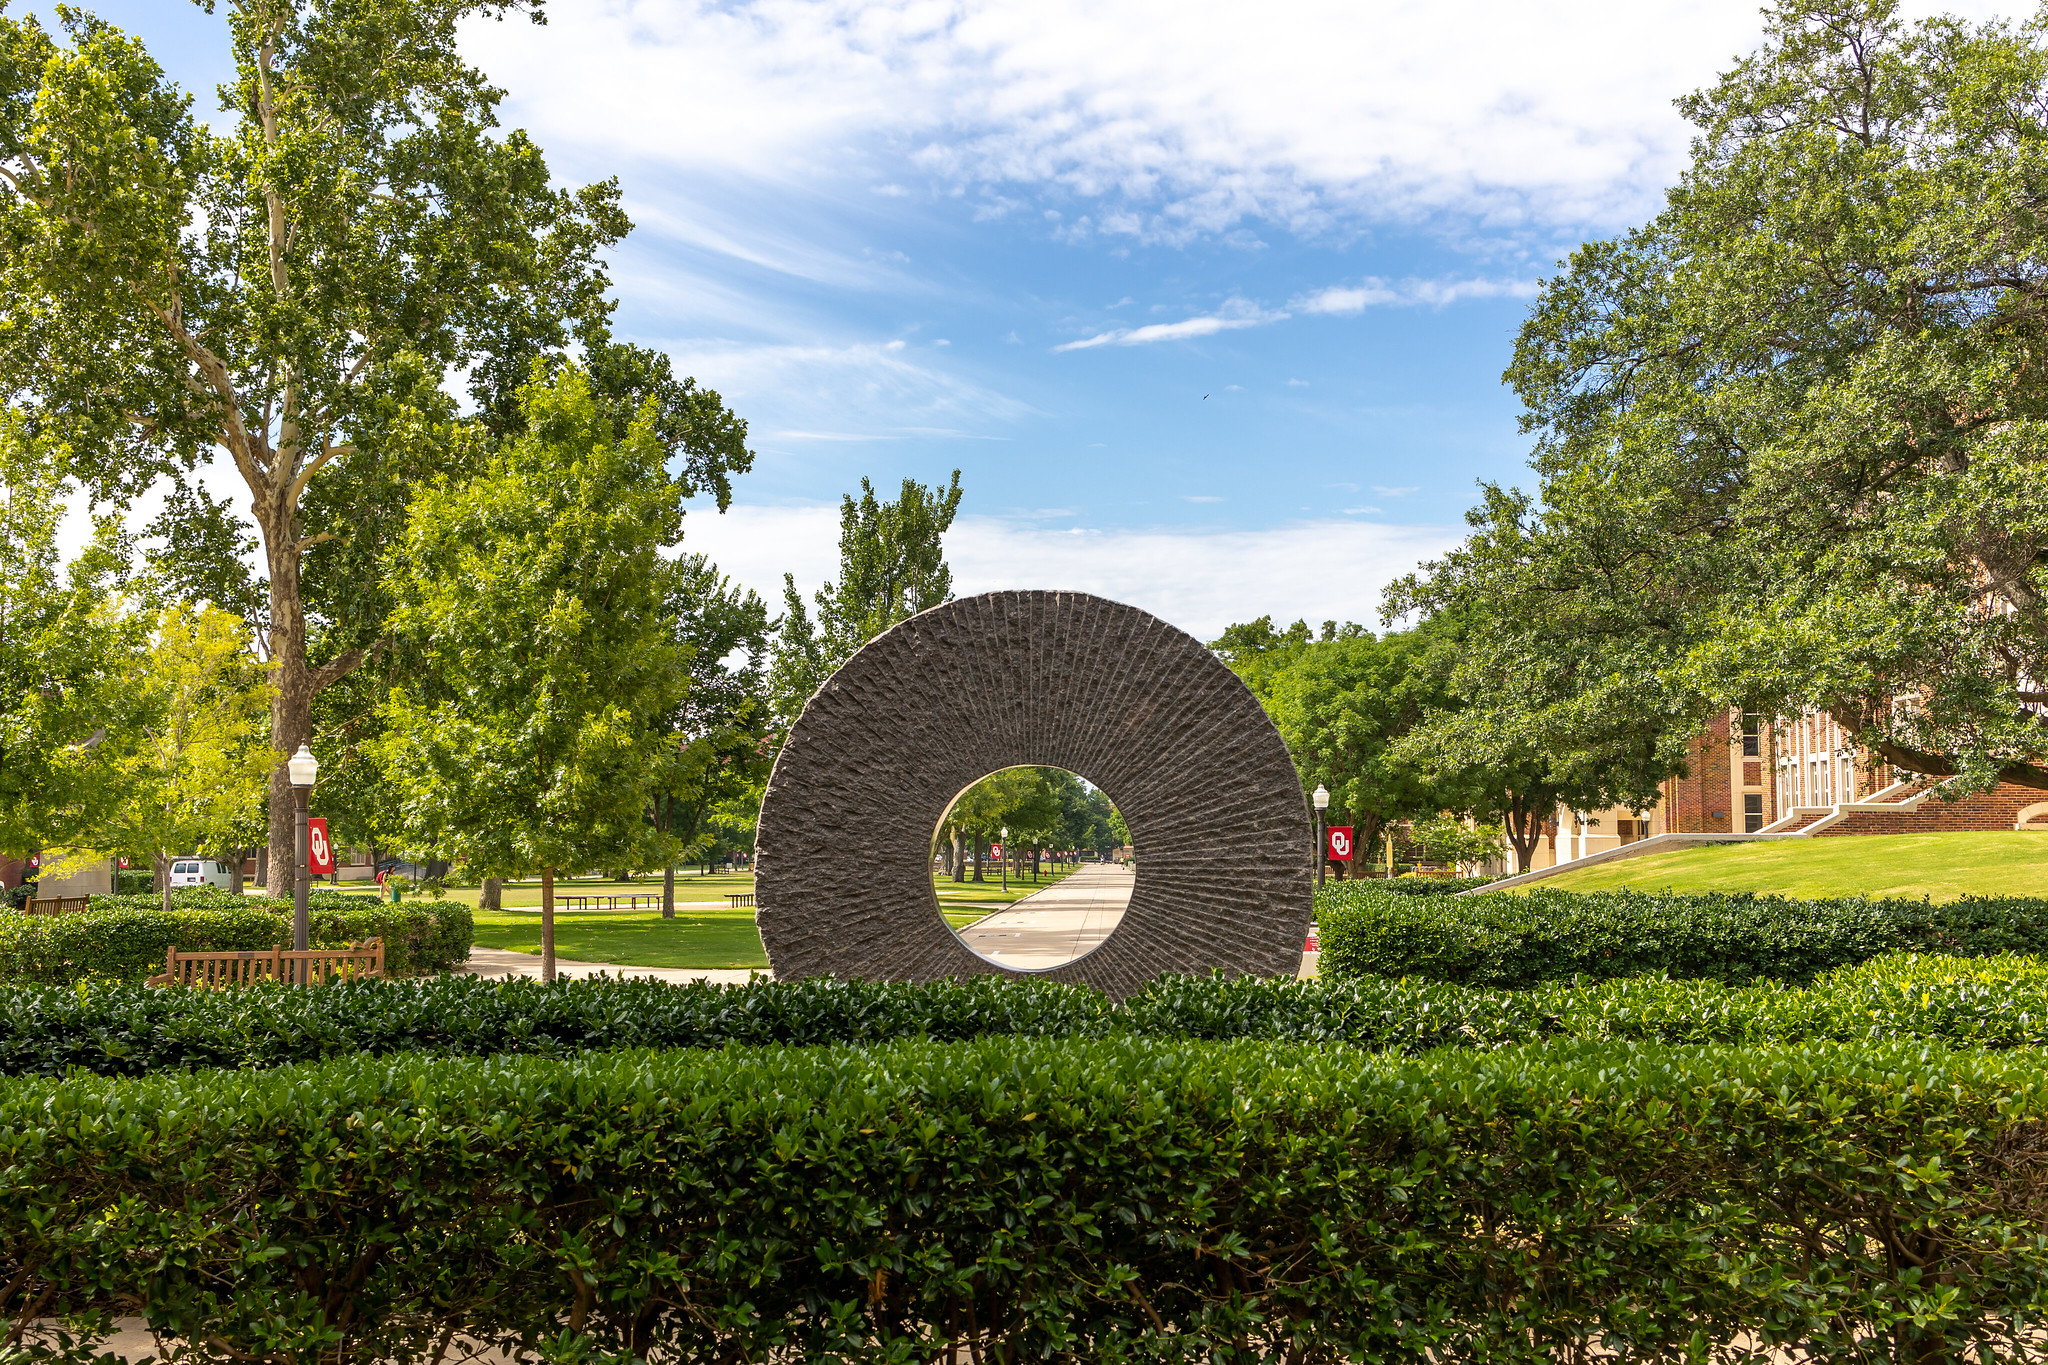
xmin=1744 ymin=793 xmax=1763 ymax=832
xmin=1742 ymin=713 xmax=1761 ymax=757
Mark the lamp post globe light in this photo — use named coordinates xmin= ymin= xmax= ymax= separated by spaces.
xmin=1312 ymin=784 xmax=1330 ymax=888
xmin=1000 ymin=825 xmax=1008 ymax=892
xmin=288 ymin=743 xmax=319 ymax=957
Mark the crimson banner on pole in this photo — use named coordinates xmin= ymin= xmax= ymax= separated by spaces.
xmin=307 ymin=817 xmax=335 ymax=875
xmin=1325 ymin=825 xmax=1354 ymax=862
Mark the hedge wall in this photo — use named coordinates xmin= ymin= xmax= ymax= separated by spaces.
xmin=1316 ymin=881 xmax=2048 ymax=985
xmin=0 ymin=890 xmax=472 ymax=983
xmin=3 ymin=952 xmax=2044 ymax=1077
xmin=5 ymin=1037 xmax=2045 ymax=1363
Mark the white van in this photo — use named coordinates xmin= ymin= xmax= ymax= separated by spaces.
xmin=167 ymin=859 xmax=235 ymax=890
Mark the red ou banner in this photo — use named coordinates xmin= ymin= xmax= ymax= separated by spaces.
xmin=1325 ymin=825 xmax=1354 ymax=861
xmin=307 ymin=817 xmax=336 ymax=875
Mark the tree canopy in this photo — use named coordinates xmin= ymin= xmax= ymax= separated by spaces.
xmin=1413 ymin=0 xmax=2048 ymax=796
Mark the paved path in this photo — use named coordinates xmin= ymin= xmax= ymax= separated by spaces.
xmin=953 ymin=862 xmax=1134 ymax=969
xmin=458 ymin=945 xmax=766 ymax=985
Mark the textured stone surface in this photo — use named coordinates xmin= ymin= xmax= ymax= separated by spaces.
xmin=755 ymin=590 xmax=1315 ymax=996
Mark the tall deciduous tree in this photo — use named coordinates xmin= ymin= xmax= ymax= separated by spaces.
xmin=374 ymin=366 xmax=687 ymax=981
xmin=0 ymin=1 xmax=637 ymax=890
xmin=0 ymin=431 xmax=143 ymax=859
xmin=98 ymin=603 xmax=274 ymax=912
xmin=647 ymin=553 xmax=770 ymax=917
xmin=1468 ymin=0 xmax=2048 ymax=793
xmin=768 ymin=471 xmax=963 ymax=724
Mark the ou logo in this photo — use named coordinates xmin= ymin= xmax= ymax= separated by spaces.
xmin=310 ymin=824 xmax=330 ymax=864
xmin=1328 ymin=828 xmax=1352 ymax=858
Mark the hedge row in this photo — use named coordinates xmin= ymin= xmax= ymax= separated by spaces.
xmin=1316 ymin=881 xmax=2048 ymax=985
xmin=0 ymin=891 xmax=472 ymax=983
xmin=6 ymin=1037 xmax=2046 ymax=1363
xmin=4 ymin=952 xmax=2045 ymax=1076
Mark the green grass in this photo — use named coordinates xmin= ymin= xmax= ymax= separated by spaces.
xmin=1528 ymin=831 xmax=2048 ymax=900
xmin=470 ymin=905 xmax=768 ymax=969
xmin=463 ymin=864 xmax=1090 ymax=968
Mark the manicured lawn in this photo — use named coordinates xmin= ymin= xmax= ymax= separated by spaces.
xmin=466 ymin=865 xmax=1087 ymax=965
xmin=471 ymin=905 xmax=768 ymax=969
xmin=432 ymin=871 xmax=754 ymax=910
xmin=1528 ymin=831 xmax=2048 ymax=900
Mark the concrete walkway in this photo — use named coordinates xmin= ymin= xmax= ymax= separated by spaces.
xmin=458 ymin=945 xmax=766 ymax=985
xmin=953 ymin=862 xmax=1134 ymax=969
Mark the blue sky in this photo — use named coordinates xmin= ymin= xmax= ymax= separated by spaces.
xmin=44 ymin=0 xmax=2009 ymax=636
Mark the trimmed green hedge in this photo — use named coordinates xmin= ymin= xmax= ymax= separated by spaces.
xmin=0 ymin=889 xmax=471 ymax=983
xmin=1317 ymin=881 xmax=2048 ymax=985
xmin=6 ymin=1037 xmax=2046 ymax=1362
xmin=4 ymin=952 xmax=2045 ymax=1076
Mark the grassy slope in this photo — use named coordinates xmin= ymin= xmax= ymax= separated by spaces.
xmin=1528 ymin=831 xmax=2048 ymax=900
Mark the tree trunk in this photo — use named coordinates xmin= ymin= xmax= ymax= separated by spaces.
xmin=229 ymin=851 xmax=245 ymax=896
xmin=951 ymin=828 xmax=965 ymax=883
xmin=155 ymin=852 xmax=172 ymax=914
xmin=663 ymin=862 xmax=675 ymax=920
xmin=541 ymin=866 xmax=557 ymax=983
xmin=971 ymin=838 xmax=984 ymax=883
xmin=256 ymin=845 xmax=268 ymax=889
xmin=480 ymin=877 xmax=502 ymax=912
xmin=262 ymin=512 xmax=315 ymax=914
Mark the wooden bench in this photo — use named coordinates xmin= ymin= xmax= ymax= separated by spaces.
xmin=147 ymin=939 xmax=385 ymax=988
xmin=23 ymin=895 xmax=90 ymax=916
xmin=726 ymin=893 xmax=755 ymax=908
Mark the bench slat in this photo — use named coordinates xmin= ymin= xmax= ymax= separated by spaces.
xmin=147 ymin=939 xmax=384 ymax=988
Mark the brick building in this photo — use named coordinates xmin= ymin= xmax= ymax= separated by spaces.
xmin=1517 ymin=707 xmax=2048 ymax=872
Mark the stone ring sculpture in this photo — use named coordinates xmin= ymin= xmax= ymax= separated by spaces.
xmin=755 ymin=590 xmax=1315 ymax=996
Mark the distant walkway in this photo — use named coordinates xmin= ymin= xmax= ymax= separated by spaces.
xmin=954 ymin=862 xmax=1134 ymax=969
xmin=459 ymin=946 xmax=765 ymax=985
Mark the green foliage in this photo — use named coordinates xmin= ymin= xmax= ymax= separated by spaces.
xmin=376 ymin=365 xmax=688 ymax=882
xmin=1212 ymin=617 xmax=1453 ymax=857
xmin=1404 ymin=0 xmax=2048 ymax=794
xmin=1317 ymin=882 xmax=2048 ymax=986
xmin=0 ymin=890 xmax=470 ymax=983
xmin=0 ymin=431 xmax=146 ymax=857
xmin=5 ymin=1036 xmax=2047 ymax=1362
xmin=9 ymin=952 xmax=2048 ymax=1077
xmin=768 ymin=471 xmax=962 ymax=724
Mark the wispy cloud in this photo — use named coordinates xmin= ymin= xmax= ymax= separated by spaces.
xmin=1372 ymin=485 xmax=1421 ymax=496
xmin=1295 ymin=276 xmax=1541 ymax=315
xmin=1054 ymin=298 xmax=1286 ymax=352
xmin=1183 ymin=494 xmax=1225 ymax=503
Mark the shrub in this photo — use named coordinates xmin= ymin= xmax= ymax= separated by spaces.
xmin=5 ymin=1037 xmax=2046 ymax=1363
xmin=4 ymin=954 xmax=2047 ymax=1077
xmin=1316 ymin=882 xmax=2048 ymax=985
xmin=0 ymin=891 xmax=471 ymax=983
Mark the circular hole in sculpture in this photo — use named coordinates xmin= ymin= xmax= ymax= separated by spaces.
xmin=931 ymin=767 xmax=1132 ymax=970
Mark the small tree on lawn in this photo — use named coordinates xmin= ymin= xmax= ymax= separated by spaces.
xmin=376 ymin=366 xmax=686 ymax=980
xmin=98 ymin=604 xmax=274 ymax=912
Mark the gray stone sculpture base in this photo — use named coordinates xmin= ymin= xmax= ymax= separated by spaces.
xmin=755 ymin=590 xmax=1314 ymax=997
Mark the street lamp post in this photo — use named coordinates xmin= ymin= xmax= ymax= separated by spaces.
xmin=287 ymin=744 xmax=319 ymax=962
xmin=1312 ymin=785 xmax=1330 ymax=887
xmin=1000 ymin=826 xmax=1008 ymax=892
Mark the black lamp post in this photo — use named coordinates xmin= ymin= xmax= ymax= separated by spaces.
xmin=1312 ymin=784 xmax=1330 ymax=887
xmin=288 ymin=743 xmax=319 ymax=959
xmin=1000 ymin=826 xmax=1008 ymax=892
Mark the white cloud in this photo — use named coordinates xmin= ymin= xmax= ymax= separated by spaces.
xmin=1054 ymin=297 xmax=1283 ymax=351
xmin=1372 ymin=485 xmax=1420 ymax=496
xmin=1183 ymin=494 xmax=1224 ymax=503
xmin=1294 ymin=275 xmax=1541 ymax=315
xmin=678 ymin=503 xmax=1461 ymax=639
xmin=1286 ymin=379 xmax=1308 ymax=387
xmin=464 ymin=0 xmax=2018 ymax=245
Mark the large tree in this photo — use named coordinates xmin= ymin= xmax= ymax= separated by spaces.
xmin=0 ymin=430 xmax=143 ymax=859
xmin=768 ymin=471 xmax=963 ymax=724
xmin=97 ymin=603 xmax=273 ymax=912
xmin=373 ymin=366 xmax=688 ymax=980
xmin=1465 ymin=0 xmax=2048 ymax=793
xmin=0 ymin=1 xmax=754 ymax=887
